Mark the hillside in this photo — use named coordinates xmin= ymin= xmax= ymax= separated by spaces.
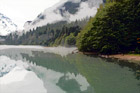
xmin=5 ymin=19 xmax=88 ymax=46
xmin=0 ymin=13 xmax=17 ymax=36
xmin=24 ymin=0 xmax=103 ymax=31
xmin=77 ymin=0 xmax=140 ymax=54
xmin=5 ymin=0 xmax=103 ymax=46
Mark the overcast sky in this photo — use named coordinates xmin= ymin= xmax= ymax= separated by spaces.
xmin=0 ymin=0 xmax=60 ymax=29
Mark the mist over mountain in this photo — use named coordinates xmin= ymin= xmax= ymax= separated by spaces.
xmin=24 ymin=0 xmax=103 ymax=31
xmin=0 ymin=13 xmax=17 ymax=36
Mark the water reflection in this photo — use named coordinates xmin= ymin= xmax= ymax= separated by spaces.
xmin=0 ymin=47 xmax=93 ymax=93
xmin=0 ymin=46 xmax=140 ymax=93
xmin=31 ymin=65 xmax=92 ymax=93
xmin=0 ymin=56 xmax=47 ymax=93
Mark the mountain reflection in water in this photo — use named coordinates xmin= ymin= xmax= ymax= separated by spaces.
xmin=0 ymin=46 xmax=140 ymax=93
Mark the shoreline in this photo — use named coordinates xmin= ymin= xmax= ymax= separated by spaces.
xmin=100 ymin=54 xmax=140 ymax=65
xmin=78 ymin=52 xmax=140 ymax=65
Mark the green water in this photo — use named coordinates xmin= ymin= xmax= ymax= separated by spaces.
xmin=0 ymin=47 xmax=140 ymax=93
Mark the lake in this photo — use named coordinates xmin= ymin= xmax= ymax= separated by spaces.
xmin=0 ymin=45 xmax=140 ymax=93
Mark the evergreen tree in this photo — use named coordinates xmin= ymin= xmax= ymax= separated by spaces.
xmin=77 ymin=0 xmax=140 ymax=54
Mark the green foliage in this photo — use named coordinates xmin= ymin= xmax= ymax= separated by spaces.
xmin=77 ymin=0 xmax=140 ymax=54
xmin=5 ymin=19 xmax=88 ymax=46
xmin=65 ymin=33 xmax=76 ymax=46
xmin=134 ymin=47 xmax=140 ymax=54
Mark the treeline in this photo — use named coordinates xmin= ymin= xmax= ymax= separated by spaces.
xmin=77 ymin=0 xmax=140 ymax=54
xmin=5 ymin=0 xmax=140 ymax=54
xmin=5 ymin=19 xmax=88 ymax=46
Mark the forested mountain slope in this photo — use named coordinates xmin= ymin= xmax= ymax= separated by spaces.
xmin=5 ymin=19 xmax=88 ymax=46
xmin=77 ymin=0 xmax=140 ymax=54
xmin=24 ymin=0 xmax=103 ymax=31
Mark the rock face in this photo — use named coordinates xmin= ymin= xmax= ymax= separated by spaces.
xmin=0 ymin=13 xmax=17 ymax=36
xmin=24 ymin=0 xmax=103 ymax=31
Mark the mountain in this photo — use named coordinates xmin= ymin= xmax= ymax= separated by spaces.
xmin=0 ymin=13 xmax=17 ymax=36
xmin=24 ymin=0 xmax=103 ymax=31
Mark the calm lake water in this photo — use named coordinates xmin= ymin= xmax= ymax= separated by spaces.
xmin=0 ymin=45 xmax=140 ymax=93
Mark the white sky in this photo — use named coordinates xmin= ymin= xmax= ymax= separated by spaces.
xmin=0 ymin=0 xmax=60 ymax=29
